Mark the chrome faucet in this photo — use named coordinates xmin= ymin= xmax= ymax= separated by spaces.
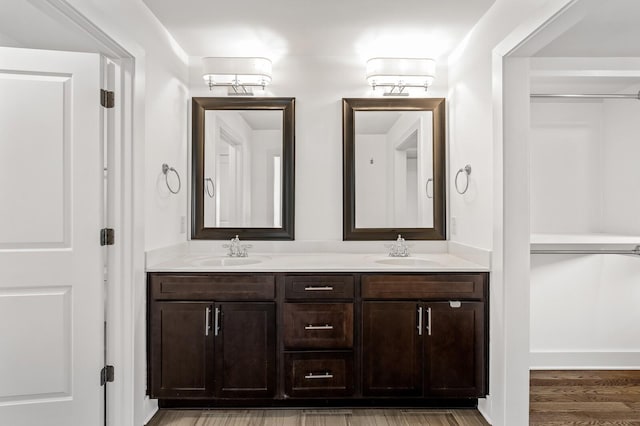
xmin=388 ymin=234 xmax=410 ymax=257
xmin=223 ymin=235 xmax=251 ymax=257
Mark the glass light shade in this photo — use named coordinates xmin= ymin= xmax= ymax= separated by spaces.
xmin=202 ymin=57 xmax=272 ymax=86
xmin=366 ymin=58 xmax=436 ymax=87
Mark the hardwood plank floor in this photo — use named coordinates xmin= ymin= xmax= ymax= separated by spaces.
xmin=146 ymin=408 xmax=489 ymax=426
xmin=530 ymin=370 xmax=640 ymax=425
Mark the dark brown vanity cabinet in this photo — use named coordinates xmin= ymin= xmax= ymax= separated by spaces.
xmin=362 ymin=274 xmax=488 ymax=398
xmin=282 ymin=275 xmax=355 ymax=398
xmin=148 ymin=271 xmax=488 ymax=405
xmin=148 ymin=274 xmax=276 ymax=399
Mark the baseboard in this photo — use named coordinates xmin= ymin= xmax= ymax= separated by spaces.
xmin=530 ymin=351 xmax=640 ymax=369
xmin=143 ymin=397 xmax=158 ymax=425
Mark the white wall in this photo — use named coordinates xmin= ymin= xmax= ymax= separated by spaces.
xmin=602 ymin=90 xmax=640 ymax=236
xmin=530 ymin=101 xmax=604 ymax=234
xmin=529 ymin=83 xmax=640 ymax=368
xmin=62 ymin=2 xmax=190 ymax=426
xmin=250 ymin=129 xmax=281 ymax=227
xmin=355 ymin=134 xmax=388 ymax=227
xmin=189 ymin=55 xmax=449 ymax=241
xmin=447 ymin=1 xmax=574 ymax=424
xmin=530 ymin=253 xmax=640 ymax=367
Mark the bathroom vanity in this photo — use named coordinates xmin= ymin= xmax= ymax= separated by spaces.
xmin=146 ymin=254 xmax=488 ymax=408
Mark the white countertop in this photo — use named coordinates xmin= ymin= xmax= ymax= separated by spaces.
xmin=146 ymin=252 xmax=489 ymax=273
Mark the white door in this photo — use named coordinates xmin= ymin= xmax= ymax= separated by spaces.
xmin=0 ymin=47 xmax=104 ymax=426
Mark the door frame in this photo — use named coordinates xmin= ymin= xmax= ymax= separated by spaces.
xmin=28 ymin=1 xmax=141 ymax=425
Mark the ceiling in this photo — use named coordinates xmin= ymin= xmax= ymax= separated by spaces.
xmin=142 ymin=0 xmax=496 ymax=61
xmin=517 ymin=0 xmax=640 ymax=57
xmin=238 ymin=111 xmax=282 ymax=131
xmin=0 ymin=0 xmax=104 ymax=53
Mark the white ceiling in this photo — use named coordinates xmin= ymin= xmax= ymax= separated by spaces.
xmin=238 ymin=111 xmax=282 ymax=131
xmin=0 ymin=0 xmax=104 ymax=53
xmin=517 ymin=0 xmax=640 ymax=57
xmin=355 ymin=111 xmax=402 ymax=135
xmin=142 ymin=0 xmax=495 ymax=61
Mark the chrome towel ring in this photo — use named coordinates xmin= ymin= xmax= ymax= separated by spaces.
xmin=455 ymin=164 xmax=472 ymax=195
xmin=205 ymin=177 xmax=215 ymax=198
xmin=162 ymin=163 xmax=181 ymax=194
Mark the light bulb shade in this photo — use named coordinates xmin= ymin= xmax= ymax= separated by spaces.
xmin=366 ymin=57 xmax=436 ymax=87
xmin=202 ymin=57 xmax=272 ymax=86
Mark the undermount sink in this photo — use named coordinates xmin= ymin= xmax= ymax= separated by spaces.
xmin=374 ymin=257 xmax=440 ymax=267
xmin=185 ymin=255 xmax=269 ymax=267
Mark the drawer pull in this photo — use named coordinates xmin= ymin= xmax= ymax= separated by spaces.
xmin=205 ymin=306 xmax=211 ymax=336
xmin=305 ymin=324 xmax=334 ymax=330
xmin=304 ymin=286 xmax=334 ymax=291
xmin=214 ymin=307 xmax=221 ymax=336
xmin=305 ymin=372 xmax=334 ymax=379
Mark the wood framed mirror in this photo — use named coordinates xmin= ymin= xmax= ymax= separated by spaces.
xmin=342 ymin=98 xmax=446 ymax=240
xmin=192 ymin=97 xmax=295 ymax=240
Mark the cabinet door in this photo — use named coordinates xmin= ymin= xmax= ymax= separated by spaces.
xmin=149 ymin=301 xmax=214 ymax=398
xmin=214 ymin=302 xmax=276 ymax=398
xmin=362 ymin=302 xmax=423 ymax=397
xmin=424 ymin=302 xmax=486 ymax=397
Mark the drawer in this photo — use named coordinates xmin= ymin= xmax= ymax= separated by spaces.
xmin=149 ymin=273 xmax=275 ymax=300
xmin=361 ymin=273 xmax=487 ymax=300
xmin=285 ymin=352 xmax=354 ymax=397
xmin=283 ymin=303 xmax=353 ymax=349
xmin=285 ymin=275 xmax=354 ymax=300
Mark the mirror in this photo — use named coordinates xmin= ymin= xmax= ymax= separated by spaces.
xmin=343 ymin=98 xmax=446 ymax=240
xmin=192 ymin=97 xmax=295 ymax=240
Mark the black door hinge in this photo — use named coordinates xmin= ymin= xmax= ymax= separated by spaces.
xmin=100 ymin=89 xmax=115 ymax=108
xmin=100 ymin=228 xmax=114 ymax=246
xmin=100 ymin=365 xmax=114 ymax=386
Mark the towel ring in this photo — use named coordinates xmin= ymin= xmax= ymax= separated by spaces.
xmin=205 ymin=177 xmax=215 ymax=198
xmin=425 ymin=178 xmax=433 ymax=199
xmin=455 ymin=165 xmax=472 ymax=195
xmin=162 ymin=163 xmax=181 ymax=194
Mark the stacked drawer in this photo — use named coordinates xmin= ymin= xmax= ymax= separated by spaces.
xmin=283 ymin=275 xmax=354 ymax=397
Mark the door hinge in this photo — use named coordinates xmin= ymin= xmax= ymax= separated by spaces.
xmin=100 ymin=228 xmax=114 ymax=246
xmin=100 ymin=365 xmax=114 ymax=386
xmin=100 ymin=89 xmax=115 ymax=108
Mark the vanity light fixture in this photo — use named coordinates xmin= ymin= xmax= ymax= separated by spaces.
xmin=366 ymin=57 xmax=436 ymax=96
xmin=202 ymin=57 xmax=272 ymax=96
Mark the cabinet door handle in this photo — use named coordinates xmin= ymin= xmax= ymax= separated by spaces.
xmin=417 ymin=306 xmax=423 ymax=336
xmin=214 ymin=307 xmax=221 ymax=336
xmin=305 ymin=372 xmax=334 ymax=379
xmin=305 ymin=324 xmax=333 ymax=330
xmin=304 ymin=286 xmax=334 ymax=291
xmin=205 ymin=306 xmax=211 ymax=336
xmin=426 ymin=307 xmax=432 ymax=336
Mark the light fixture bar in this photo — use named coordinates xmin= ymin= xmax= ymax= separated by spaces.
xmin=366 ymin=57 xmax=436 ymax=96
xmin=202 ymin=57 xmax=272 ymax=95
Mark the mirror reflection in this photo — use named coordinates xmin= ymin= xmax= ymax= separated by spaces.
xmin=354 ymin=111 xmax=433 ymax=228
xmin=192 ymin=97 xmax=294 ymax=240
xmin=203 ymin=110 xmax=283 ymax=228
xmin=342 ymin=97 xmax=446 ymax=241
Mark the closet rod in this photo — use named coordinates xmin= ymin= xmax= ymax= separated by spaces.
xmin=531 ymin=91 xmax=640 ymax=100
xmin=531 ymin=246 xmax=640 ymax=256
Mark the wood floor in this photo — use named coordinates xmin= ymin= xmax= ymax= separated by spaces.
xmin=146 ymin=408 xmax=489 ymax=426
xmin=530 ymin=370 xmax=640 ymax=425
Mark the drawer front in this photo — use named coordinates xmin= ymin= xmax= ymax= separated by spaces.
xmin=285 ymin=352 xmax=354 ymax=397
xmin=149 ymin=273 xmax=275 ymax=300
xmin=283 ymin=303 xmax=353 ymax=349
xmin=285 ymin=275 xmax=354 ymax=300
xmin=361 ymin=273 xmax=487 ymax=300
